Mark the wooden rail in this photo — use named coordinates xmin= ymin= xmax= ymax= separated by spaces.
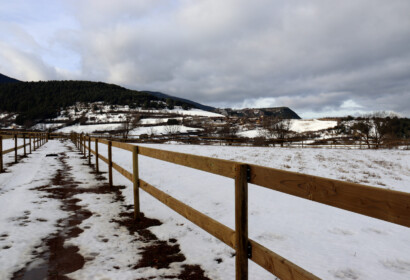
xmin=0 ymin=132 xmax=48 ymax=172
xmin=71 ymin=133 xmax=410 ymax=279
xmin=103 ymin=134 xmax=410 ymax=150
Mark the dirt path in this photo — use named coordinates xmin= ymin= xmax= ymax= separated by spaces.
xmin=10 ymin=140 xmax=210 ymax=280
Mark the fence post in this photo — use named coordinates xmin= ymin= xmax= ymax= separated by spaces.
xmin=95 ymin=138 xmax=99 ymax=172
xmin=80 ymin=134 xmax=83 ymax=153
xmin=132 ymin=146 xmax=140 ymax=220
xmin=235 ymin=164 xmax=249 ymax=280
xmin=23 ymin=134 xmax=26 ymax=156
xmin=108 ymin=140 xmax=113 ymax=188
xmin=14 ymin=134 xmax=17 ymax=163
xmin=0 ymin=135 xmax=3 ymax=172
xmin=88 ymin=136 xmax=91 ymax=165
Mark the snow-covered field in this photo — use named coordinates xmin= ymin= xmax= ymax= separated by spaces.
xmin=290 ymin=119 xmax=338 ymax=133
xmin=2 ymin=138 xmax=25 ymax=152
xmin=106 ymin=144 xmax=410 ymax=279
xmin=56 ymin=123 xmax=123 ymax=134
xmin=1 ymin=140 xmax=410 ymax=279
xmin=238 ymin=119 xmax=339 ymax=138
xmin=129 ymin=125 xmax=203 ymax=136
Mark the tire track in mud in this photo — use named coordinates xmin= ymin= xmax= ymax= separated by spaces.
xmin=13 ymin=141 xmax=210 ymax=280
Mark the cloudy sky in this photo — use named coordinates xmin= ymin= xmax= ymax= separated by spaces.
xmin=1 ymin=0 xmax=410 ymax=118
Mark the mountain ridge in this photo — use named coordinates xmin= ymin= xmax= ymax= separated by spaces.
xmin=0 ymin=73 xmax=20 ymax=84
xmin=0 ymin=73 xmax=301 ymax=125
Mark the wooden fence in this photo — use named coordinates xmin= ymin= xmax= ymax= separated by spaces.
xmin=93 ymin=133 xmax=410 ymax=150
xmin=67 ymin=132 xmax=410 ymax=280
xmin=0 ymin=132 xmax=48 ymax=172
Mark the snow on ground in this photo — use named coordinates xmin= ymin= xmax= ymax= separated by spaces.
xmin=129 ymin=125 xmax=203 ymax=136
xmin=99 ymin=143 xmax=410 ymax=280
xmin=60 ymin=143 xmax=157 ymax=279
xmin=31 ymin=123 xmax=63 ymax=130
xmin=2 ymin=140 xmax=410 ymax=279
xmin=139 ymin=117 xmax=183 ymax=125
xmin=2 ymin=138 xmax=25 ymax=151
xmin=237 ymin=119 xmax=339 ymax=138
xmin=290 ymin=119 xmax=338 ymax=133
xmin=0 ymin=142 xmax=67 ymax=279
xmin=0 ymin=140 xmax=209 ymax=279
xmin=56 ymin=123 xmax=123 ymax=134
xmin=237 ymin=128 xmax=264 ymax=138
xmin=167 ymin=108 xmax=224 ymax=117
xmin=135 ymin=108 xmax=224 ymax=118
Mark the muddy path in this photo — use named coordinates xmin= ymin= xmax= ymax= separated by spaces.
xmin=12 ymin=140 xmax=210 ymax=280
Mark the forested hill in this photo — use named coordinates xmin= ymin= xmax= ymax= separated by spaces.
xmin=0 ymin=73 xmax=20 ymax=84
xmin=0 ymin=80 xmax=196 ymax=125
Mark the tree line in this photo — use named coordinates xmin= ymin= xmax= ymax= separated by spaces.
xmin=0 ymin=80 xmax=194 ymax=125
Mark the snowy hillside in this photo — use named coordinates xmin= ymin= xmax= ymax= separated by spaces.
xmin=290 ymin=119 xmax=338 ymax=133
xmin=46 ymin=102 xmax=223 ymax=134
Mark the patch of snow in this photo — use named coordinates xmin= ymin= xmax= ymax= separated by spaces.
xmin=56 ymin=124 xmax=123 ymax=134
xmin=129 ymin=125 xmax=203 ymax=136
xmin=237 ymin=129 xmax=264 ymax=138
xmin=2 ymin=139 xmax=410 ymax=279
xmin=0 ymin=142 xmax=68 ymax=279
xmin=290 ymin=119 xmax=338 ymax=133
xmin=139 ymin=117 xmax=183 ymax=125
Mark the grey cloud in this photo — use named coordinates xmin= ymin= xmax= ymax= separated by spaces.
xmin=3 ymin=0 xmax=410 ymax=117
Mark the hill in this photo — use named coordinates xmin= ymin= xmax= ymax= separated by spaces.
xmin=215 ymin=107 xmax=301 ymax=119
xmin=145 ymin=91 xmax=215 ymax=112
xmin=0 ymin=80 xmax=196 ymax=125
xmin=0 ymin=73 xmax=20 ymax=84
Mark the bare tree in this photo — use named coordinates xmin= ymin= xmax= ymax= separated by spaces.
xmin=164 ymin=125 xmax=181 ymax=135
xmin=219 ymin=121 xmax=238 ymax=138
xmin=372 ymin=113 xmax=391 ymax=148
xmin=122 ymin=113 xmax=141 ymax=139
xmin=261 ymin=117 xmax=292 ymax=147
xmin=351 ymin=113 xmax=390 ymax=149
xmin=147 ymin=126 xmax=156 ymax=137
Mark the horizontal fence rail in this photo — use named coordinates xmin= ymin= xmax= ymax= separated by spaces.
xmin=67 ymin=132 xmax=410 ymax=280
xmin=95 ymin=133 xmax=410 ymax=150
xmin=0 ymin=132 xmax=48 ymax=172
